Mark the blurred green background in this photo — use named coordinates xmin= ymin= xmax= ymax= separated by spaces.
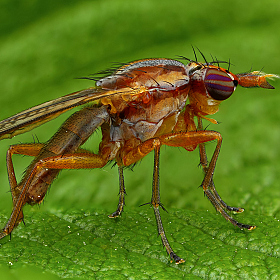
xmin=0 ymin=0 xmax=279 ymax=278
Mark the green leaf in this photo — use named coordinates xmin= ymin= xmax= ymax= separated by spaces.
xmin=1 ymin=208 xmax=280 ymax=279
xmin=0 ymin=0 xmax=280 ymax=279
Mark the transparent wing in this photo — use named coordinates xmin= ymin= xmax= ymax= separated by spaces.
xmin=0 ymin=87 xmax=134 ymax=140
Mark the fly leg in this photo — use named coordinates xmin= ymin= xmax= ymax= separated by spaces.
xmin=0 ymin=151 xmax=109 ymax=240
xmin=7 ymin=143 xmax=44 ymax=203
xmin=121 ymin=138 xmax=184 ymax=263
xmin=198 ymin=117 xmax=243 ymax=211
xmin=151 ymin=145 xmax=185 ymax=264
xmin=5 ymin=143 xmax=44 ymax=233
xmin=122 ymin=132 xmax=226 ymax=263
xmin=197 ymin=118 xmax=255 ymax=230
xmin=108 ymin=165 xmax=126 ymax=218
xmin=122 ymin=129 xmax=255 ymax=261
xmin=4 ymin=143 xmax=92 ymax=230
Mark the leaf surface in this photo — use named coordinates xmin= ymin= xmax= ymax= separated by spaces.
xmin=1 ymin=208 xmax=280 ymax=279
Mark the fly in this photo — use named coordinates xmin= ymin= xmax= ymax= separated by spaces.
xmin=0 ymin=53 xmax=278 ymax=264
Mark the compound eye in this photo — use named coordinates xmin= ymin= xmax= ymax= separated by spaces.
xmin=204 ymin=68 xmax=236 ymax=100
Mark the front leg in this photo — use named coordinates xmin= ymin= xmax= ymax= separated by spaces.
xmin=197 ymin=117 xmax=255 ymax=230
xmin=197 ymin=117 xmax=243 ymax=211
xmin=120 ymin=129 xmax=255 ymax=262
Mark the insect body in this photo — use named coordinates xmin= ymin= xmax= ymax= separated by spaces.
xmin=0 ymin=56 xmax=277 ymax=264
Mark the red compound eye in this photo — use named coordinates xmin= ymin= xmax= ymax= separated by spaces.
xmin=204 ymin=68 xmax=236 ymax=100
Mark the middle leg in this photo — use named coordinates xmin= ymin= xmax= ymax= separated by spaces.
xmin=151 ymin=145 xmax=185 ymax=264
xmin=121 ymin=130 xmax=228 ymax=263
xmin=108 ymin=165 xmax=126 ymax=218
